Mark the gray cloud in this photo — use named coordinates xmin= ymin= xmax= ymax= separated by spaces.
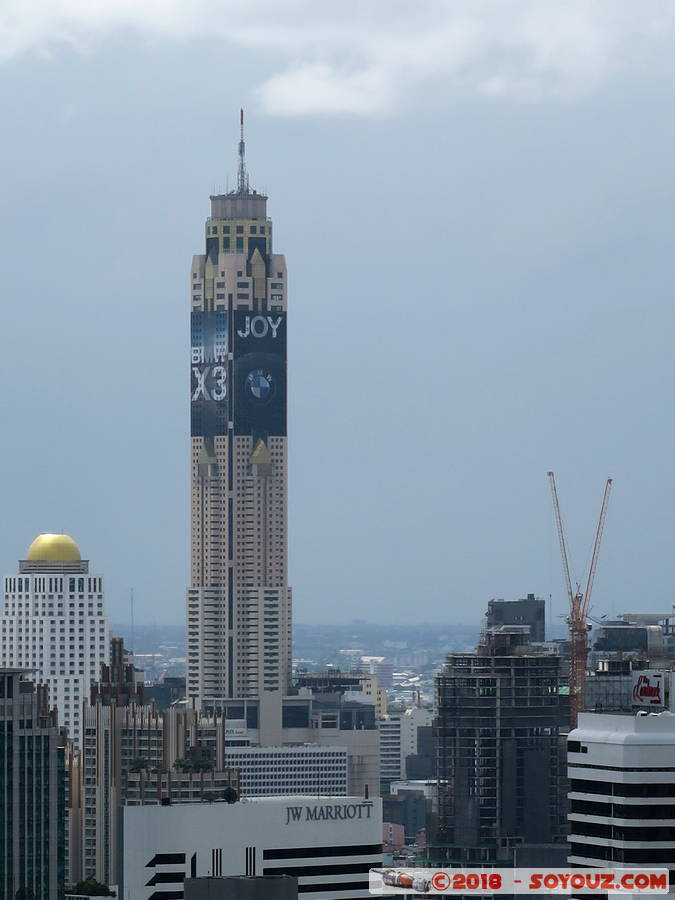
xmin=1 ymin=1 xmax=674 ymax=113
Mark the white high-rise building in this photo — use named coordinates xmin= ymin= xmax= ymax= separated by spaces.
xmin=379 ymin=707 xmax=433 ymax=788
xmin=568 ymin=711 xmax=675 ymax=878
xmin=0 ymin=533 xmax=109 ymax=749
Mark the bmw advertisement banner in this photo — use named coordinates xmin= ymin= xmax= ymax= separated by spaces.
xmin=233 ymin=312 xmax=286 ymax=437
xmin=190 ymin=310 xmax=229 ymax=437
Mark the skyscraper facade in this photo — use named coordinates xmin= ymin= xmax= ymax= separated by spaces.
xmin=0 ymin=533 xmax=109 ymax=749
xmin=0 ymin=669 xmax=65 ymax=899
xmin=187 ymin=115 xmax=291 ymax=719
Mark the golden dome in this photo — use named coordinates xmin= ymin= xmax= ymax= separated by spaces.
xmin=26 ymin=533 xmax=81 ymax=562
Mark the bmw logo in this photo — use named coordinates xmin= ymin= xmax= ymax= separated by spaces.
xmin=246 ymin=369 xmax=273 ymax=402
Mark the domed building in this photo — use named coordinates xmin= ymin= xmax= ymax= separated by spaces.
xmin=26 ymin=532 xmax=82 ymax=563
xmin=0 ymin=533 xmax=110 ymax=749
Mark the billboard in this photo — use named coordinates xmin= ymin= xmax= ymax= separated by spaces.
xmin=233 ymin=312 xmax=286 ymax=437
xmin=632 ymin=670 xmax=666 ymax=708
xmin=191 ymin=311 xmax=229 ymax=437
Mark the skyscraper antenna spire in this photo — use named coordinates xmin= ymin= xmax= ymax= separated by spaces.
xmin=237 ymin=107 xmax=249 ymax=194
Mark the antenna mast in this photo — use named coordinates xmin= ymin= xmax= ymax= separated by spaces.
xmin=237 ymin=107 xmax=249 ymax=194
xmin=130 ymin=587 xmax=135 ymax=664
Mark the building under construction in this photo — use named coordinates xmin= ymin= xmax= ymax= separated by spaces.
xmin=430 ymin=627 xmax=569 ymax=866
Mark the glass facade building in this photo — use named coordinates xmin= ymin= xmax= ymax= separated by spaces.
xmin=0 ymin=669 xmax=65 ymax=899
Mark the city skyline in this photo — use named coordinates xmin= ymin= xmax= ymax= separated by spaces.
xmin=0 ymin=5 xmax=673 ymax=625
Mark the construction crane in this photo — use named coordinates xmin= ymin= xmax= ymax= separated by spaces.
xmin=547 ymin=472 xmax=613 ymax=727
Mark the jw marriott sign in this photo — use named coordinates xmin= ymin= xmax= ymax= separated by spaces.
xmin=285 ymin=801 xmax=374 ymax=825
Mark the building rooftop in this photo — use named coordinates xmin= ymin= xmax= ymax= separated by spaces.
xmin=573 ymin=710 xmax=675 ymax=742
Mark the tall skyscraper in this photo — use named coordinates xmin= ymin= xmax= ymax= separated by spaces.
xmin=0 ymin=669 xmax=65 ymax=899
xmin=1 ymin=533 xmax=109 ymax=749
xmin=187 ymin=113 xmax=291 ymax=730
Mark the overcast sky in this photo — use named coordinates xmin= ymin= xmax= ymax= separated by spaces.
xmin=0 ymin=1 xmax=673 ymax=626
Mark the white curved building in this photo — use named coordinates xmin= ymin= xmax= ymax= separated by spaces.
xmin=568 ymin=710 xmax=675 ymax=877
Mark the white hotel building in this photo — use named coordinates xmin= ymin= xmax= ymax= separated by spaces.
xmin=0 ymin=533 xmax=109 ymax=749
xmin=568 ymin=710 xmax=675 ymax=882
xmin=121 ymin=795 xmax=382 ymax=900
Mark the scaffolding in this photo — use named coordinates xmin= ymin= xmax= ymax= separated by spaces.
xmin=429 ymin=632 xmax=569 ymax=866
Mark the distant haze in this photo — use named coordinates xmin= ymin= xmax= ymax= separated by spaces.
xmin=0 ymin=2 xmax=673 ymax=624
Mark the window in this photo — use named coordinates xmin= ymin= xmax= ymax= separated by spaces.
xmin=236 ymin=226 xmax=243 ymax=234
xmin=237 ymin=281 xmax=248 ymax=288
xmin=223 ymin=226 xmax=230 ymax=234
xmin=236 ymin=238 xmax=243 ymax=250
xmin=223 ymin=238 xmax=230 ymax=250
xmin=250 ymin=225 xmax=257 ymax=233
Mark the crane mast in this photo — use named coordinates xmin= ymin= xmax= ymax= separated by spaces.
xmin=547 ymin=472 xmax=613 ymax=727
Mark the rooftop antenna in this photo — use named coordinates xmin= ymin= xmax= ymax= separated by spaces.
xmin=130 ymin=587 xmax=135 ymax=664
xmin=237 ymin=107 xmax=249 ymax=194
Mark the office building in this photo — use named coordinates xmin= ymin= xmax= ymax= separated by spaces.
xmin=223 ymin=745 xmax=348 ymax=796
xmin=384 ymin=780 xmax=437 ymax=845
xmin=1 ymin=533 xmax=109 ymax=749
xmin=379 ymin=707 xmax=433 ymax=793
xmin=124 ymin=768 xmax=239 ymax=805
xmin=145 ymin=674 xmax=187 ymax=710
xmin=0 ymin=669 xmax=65 ymax=899
xmin=431 ymin=627 xmax=568 ymax=865
xmin=80 ymin=691 xmax=246 ymax=887
xmin=198 ymin=695 xmax=379 ymax=797
xmin=121 ymin=795 xmax=382 ymax=900
xmin=354 ymin=657 xmax=394 ymax=690
xmin=296 ymin=669 xmax=387 ymax=718
xmin=591 ymin=613 xmax=675 ymax=657
xmin=584 ymin=657 xmax=658 ymax=713
xmin=485 ymin=594 xmax=545 ymax=643
xmin=405 ymin=723 xmax=434 ymax=780
xmin=187 ymin=115 xmax=291 ymax=736
xmin=568 ymin=711 xmax=675 ymax=871
xmin=81 ymin=696 xmax=164 ymax=884
xmin=63 ymin=737 xmax=82 ymax=886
